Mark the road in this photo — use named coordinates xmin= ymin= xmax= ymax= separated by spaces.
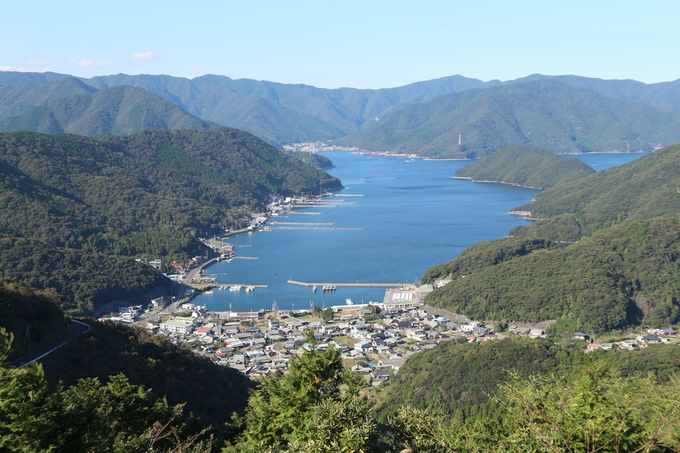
xmin=8 ymin=319 xmax=90 ymax=369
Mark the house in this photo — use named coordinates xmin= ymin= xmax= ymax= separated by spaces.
xmin=351 ymin=364 xmax=372 ymax=373
xmin=378 ymin=357 xmax=406 ymax=373
xmin=639 ymin=335 xmax=662 ymax=344
xmin=354 ymin=340 xmax=373 ymax=353
xmin=371 ymin=369 xmax=391 ymax=383
xmin=572 ymin=332 xmax=589 ymax=341
xmin=160 ymin=319 xmax=194 ymax=335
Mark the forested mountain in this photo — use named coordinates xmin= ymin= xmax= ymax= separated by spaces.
xmin=517 ymin=73 xmax=680 ymax=113
xmin=0 ymin=278 xmax=70 ymax=361
xmin=0 ymin=128 xmax=340 ymax=313
xmin=0 ymin=238 xmax=172 ymax=314
xmin=0 ymin=84 xmax=215 ymax=136
xmin=39 ymin=320 xmax=253 ymax=427
xmin=0 ymin=76 xmax=96 ymax=119
xmin=5 ymin=71 xmax=680 ymax=154
xmin=0 ymin=281 xmax=252 ymax=450
xmin=0 ymin=128 xmax=340 ymax=253
xmin=335 ymin=80 xmax=680 ymax=158
xmin=454 ymin=145 xmax=595 ymax=188
xmin=510 ymin=143 xmax=680 ymax=241
xmin=425 ymin=217 xmax=680 ymax=332
xmin=386 ymin=338 xmax=680 ymax=419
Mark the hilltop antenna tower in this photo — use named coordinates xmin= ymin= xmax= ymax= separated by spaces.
xmin=458 ymin=134 xmax=462 ymax=145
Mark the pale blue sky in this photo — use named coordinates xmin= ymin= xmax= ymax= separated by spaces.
xmin=3 ymin=0 xmax=679 ymax=88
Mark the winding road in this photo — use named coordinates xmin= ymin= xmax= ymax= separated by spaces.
xmin=8 ymin=319 xmax=90 ymax=369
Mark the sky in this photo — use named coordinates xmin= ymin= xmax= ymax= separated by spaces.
xmin=2 ymin=0 xmax=680 ymax=89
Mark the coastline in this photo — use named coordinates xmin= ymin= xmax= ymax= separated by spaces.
xmin=453 ymin=175 xmax=545 ymax=190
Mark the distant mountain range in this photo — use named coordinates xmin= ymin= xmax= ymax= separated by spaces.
xmin=0 ymin=81 xmax=215 ymax=136
xmin=4 ymin=71 xmax=680 ymax=155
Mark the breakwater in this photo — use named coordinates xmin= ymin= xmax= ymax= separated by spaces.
xmin=287 ymin=280 xmax=407 ymax=288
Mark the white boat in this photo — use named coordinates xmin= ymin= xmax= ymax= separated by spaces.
xmin=246 ymin=286 xmax=255 ymax=292
xmin=345 ymin=298 xmax=353 ymax=305
xmin=229 ymin=285 xmax=242 ymax=292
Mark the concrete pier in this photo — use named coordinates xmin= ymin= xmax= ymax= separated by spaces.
xmin=287 ymin=280 xmax=407 ymax=288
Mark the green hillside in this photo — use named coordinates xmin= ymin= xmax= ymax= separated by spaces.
xmin=335 ymin=80 xmax=680 ymax=158
xmin=510 ymin=143 xmax=680 ymax=241
xmin=0 ymin=238 xmax=171 ymax=314
xmin=0 ymin=128 xmax=340 ymax=313
xmin=0 ymin=76 xmax=96 ymax=119
xmin=425 ymin=217 xmax=680 ymax=332
xmin=0 ymin=278 xmax=70 ymax=361
xmin=0 ymin=85 xmax=215 ymax=136
xmin=454 ymin=145 xmax=595 ymax=189
xmin=373 ymin=337 xmax=680 ymax=440
xmin=0 ymin=128 xmax=340 ymax=253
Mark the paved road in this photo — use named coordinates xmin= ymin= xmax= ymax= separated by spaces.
xmin=8 ymin=319 xmax=90 ymax=369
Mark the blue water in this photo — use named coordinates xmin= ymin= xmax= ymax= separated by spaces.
xmin=197 ymin=151 xmax=645 ymax=312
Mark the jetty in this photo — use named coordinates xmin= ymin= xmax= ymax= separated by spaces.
xmin=274 ymin=227 xmax=362 ymax=230
xmin=287 ymin=280 xmax=408 ymax=288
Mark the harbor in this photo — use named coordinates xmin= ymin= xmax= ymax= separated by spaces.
xmin=192 ymin=151 xmax=543 ymax=313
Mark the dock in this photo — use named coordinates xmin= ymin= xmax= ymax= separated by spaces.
xmin=287 ymin=280 xmax=408 ymax=288
xmin=219 ymin=284 xmax=268 ymax=289
xmin=274 ymin=227 xmax=362 ymax=230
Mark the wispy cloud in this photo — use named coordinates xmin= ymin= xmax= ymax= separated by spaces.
xmin=0 ymin=66 xmax=29 ymax=72
xmin=130 ymin=52 xmax=155 ymax=61
xmin=75 ymin=59 xmax=111 ymax=68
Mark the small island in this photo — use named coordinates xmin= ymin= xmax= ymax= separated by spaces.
xmin=454 ymin=145 xmax=595 ymax=189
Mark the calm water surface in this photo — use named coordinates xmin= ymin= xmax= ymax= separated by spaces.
xmin=197 ymin=151 xmax=645 ymax=311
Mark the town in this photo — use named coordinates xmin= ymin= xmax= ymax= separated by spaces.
xmin=103 ymin=290 xmax=679 ymax=386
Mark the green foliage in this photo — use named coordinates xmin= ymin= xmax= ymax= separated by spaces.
xmin=311 ymin=305 xmax=334 ymax=322
xmin=373 ymin=338 xmax=585 ymax=424
xmin=0 ymin=128 xmax=340 ymax=311
xmin=0 ymin=84 xmax=215 ymax=136
xmin=454 ymin=145 xmax=595 ymax=189
xmin=511 ymin=142 xmax=680 ymax=241
xmin=421 ymin=236 xmax=559 ymax=284
xmin=39 ymin=321 xmax=253 ymax=428
xmin=287 ymin=151 xmax=335 ymax=169
xmin=336 ymin=80 xmax=679 ymax=158
xmin=425 ymin=218 xmax=680 ymax=331
xmin=0 ymin=278 xmax=70 ymax=359
xmin=0 ymin=128 xmax=340 ymax=255
xmin=228 ymin=331 xmax=377 ymax=452
xmin=490 ymin=367 xmax=680 ymax=452
xmin=0 ymin=359 xmax=211 ymax=452
xmin=388 ymin=364 xmax=680 ymax=453
xmin=0 ymin=239 xmax=171 ymax=314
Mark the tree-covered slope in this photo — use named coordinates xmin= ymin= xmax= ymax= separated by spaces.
xmin=39 ymin=320 xmax=253 ymax=427
xmin=0 ymin=238 xmax=172 ymax=314
xmin=421 ymin=237 xmax=560 ymax=284
xmin=0 ymin=128 xmax=341 ymax=255
xmin=0 ymin=85 xmax=215 ymax=136
xmin=510 ymin=143 xmax=680 ymax=241
xmin=373 ymin=338 xmax=584 ymax=423
xmin=335 ymin=80 xmax=680 ymax=158
xmin=425 ymin=218 xmax=680 ymax=332
xmin=0 ymin=76 xmax=96 ymax=119
xmin=454 ymin=145 xmax=595 ymax=189
xmin=0 ymin=278 xmax=70 ymax=361
xmin=373 ymin=337 xmax=680 ymax=438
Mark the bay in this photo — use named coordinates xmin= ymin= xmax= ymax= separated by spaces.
xmin=197 ymin=151 xmax=645 ymax=312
